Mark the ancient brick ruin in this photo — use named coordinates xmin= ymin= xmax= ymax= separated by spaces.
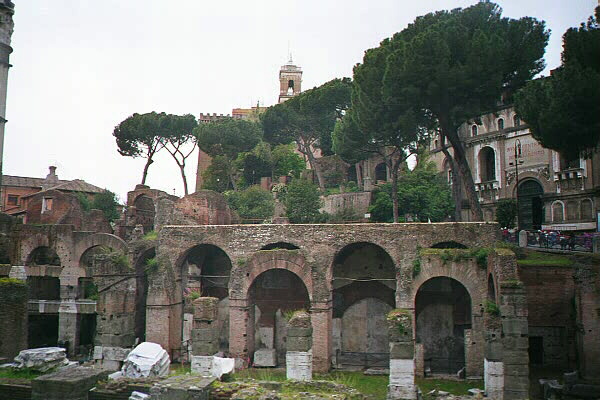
xmin=0 ymin=185 xmax=598 ymax=399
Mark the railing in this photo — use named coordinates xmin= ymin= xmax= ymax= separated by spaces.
xmin=501 ymin=229 xmax=597 ymax=252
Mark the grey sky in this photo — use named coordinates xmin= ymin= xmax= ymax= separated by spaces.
xmin=4 ymin=0 xmax=596 ymax=201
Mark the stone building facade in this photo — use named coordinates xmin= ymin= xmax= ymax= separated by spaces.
xmin=429 ymin=105 xmax=600 ymax=231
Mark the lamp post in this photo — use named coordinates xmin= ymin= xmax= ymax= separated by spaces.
xmin=512 ymin=139 xmax=523 ymax=229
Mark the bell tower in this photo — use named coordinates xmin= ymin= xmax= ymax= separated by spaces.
xmin=278 ymin=55 xmax=302 ymax=103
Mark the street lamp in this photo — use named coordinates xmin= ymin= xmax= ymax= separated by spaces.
xmin=510 ymin=139 xmax=524 ymax=229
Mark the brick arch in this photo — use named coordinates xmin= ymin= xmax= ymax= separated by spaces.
xmin=410 ymin=258 xmax=485 ymax=309
xmin=233 ymin=250 xmax=312 ymax=301
xmin=74 ymin=233 xmax=129 ymax=267
xmin=19 ymin=234 xmax=70 ymax=269
xmin=330 ymin=240 xmax=397 ymax=267
xmin=509 ymin=174 xmax=551 ymax=198
xmin=172 ymin=242 xmax=233 ymax=278
xmin=19 ymin=233 xmax=50 ymax=264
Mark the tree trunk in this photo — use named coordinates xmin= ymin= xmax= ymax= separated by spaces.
xmin=141 ymin=158 xmax=153 ymax=185
xmin=229 ymin=171 xmax=238 ymax=191
xmin=179 ymin=165 xmax=188 ymax=195
xmin=356 ymin=163 xmax=363 ymax=189
xmin=440 ymin=147 xmax=463 ymax=222
xmin=390 ymin=164 xmax=399 ymax=223
xmin=301 ymin=141 xmax=325 ymax=190
xmin=440 ymin=117 xmax=483 ymax=221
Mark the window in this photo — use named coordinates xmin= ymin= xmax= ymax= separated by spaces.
xmin=581 ymin=199 xmax=593 ymax=220
xmin=513 ymin=115 xmax=521 ymax=127
xmin=42 ymin=197 xmax=53 ymax=213
xmin=479 ymin=147 xmax=496 ymax=182
xmin=560 ymin=154 xmax=580 ymax=170
xmin=566 ymin=201 xmax=578 ymax=221
xmin=434 ymin=139 xmax=439 ymax=148
xmin=7 ymin=195 xmax=18 ymax=206
xmin=497 ymin=118 xmax=504 ymax=130
xmin=471 ymin=125 xmax=478 ymax=136
xmin=552 ymin=202 xmax=564 ymax=222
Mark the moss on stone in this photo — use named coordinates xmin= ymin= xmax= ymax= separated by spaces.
xmin=500 ymin=280 xmax=524 ymax=289
xmin=419 ymin=247 xmax=493 ymax=268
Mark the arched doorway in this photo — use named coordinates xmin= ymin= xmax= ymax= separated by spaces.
xmin=26 ymin=246 xmax=61 ymax=349
xmin=517 ymin=180 xmax=544 ymax=230
xmin=248 ymin=269 xmax=310 ymax=365
xmin=133 ymin=248 xmax=155 ymax=342
xmin=333 ymin=242 xmax=395 ymax=368
xmin=347 ymin=165 xmax=357 ymax=183
xmin=416 ymin=277 xmax=472 ymax=375
xmin=375 ymin=163 xmax=387 ymax=182
xmin=133 ymin=194 xmax=155 ymax=233
xmin=478 ymin=147 xmax=496 ymax=182
xmin=180 ymin=244 xmax=232 ymax=357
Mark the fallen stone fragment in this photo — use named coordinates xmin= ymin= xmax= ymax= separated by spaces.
xmin=121 ymin=342 xmax=170 ymax=378
xmin=14 ymin=347 xmax=68 ymax=372
xmin=129 ymin=391 xmax=151 ymax=400
xmin=468 ymin=388 xmax=485 ymax=396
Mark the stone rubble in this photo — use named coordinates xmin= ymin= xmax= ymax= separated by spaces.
xmin=13 ymin=347 xmax=69 ymax=372
xmin=121 ymin=342 xmax=170 ymax=378
xmin=129 ymin=391 xmax=151 ymax=400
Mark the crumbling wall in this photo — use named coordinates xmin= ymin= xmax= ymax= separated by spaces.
xmin=518 ymin=264 xmax=576 ymax=369
xmin=321 ymin=192 xmax=371 ymax=216
xmin=0 ymin=277 xmax=28 ymax=359
xmin=574 ymin=260 xmax=600 ymax=380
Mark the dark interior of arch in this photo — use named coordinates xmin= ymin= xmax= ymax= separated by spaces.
xmin=183 ymin=244 xmax=231 ymax=299
xmin=416 ymin=277 xmax=471 ymax=374
xmin=26 ymin=246 xmax=61 ymax=266
xmin=488 ymin=274 xmax=496 ymax=302
xmin=431 ymin=241 xmax=468 ymax=249
xmin=133 ymin=194 xmax=155 ymax=233
xmin=249 ymin=268 xmax=310 ymax=364
xmin=375 ymin=163 xmax=387 ymax=181
xmin=134 ymin=247 xmax=155 ymax=342
xmin=333 ymin=242 xmax=396 ymax=368
xmin=260 ymin=242 xmax=300 ymax=251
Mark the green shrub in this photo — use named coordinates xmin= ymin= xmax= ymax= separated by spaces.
xmin=496 ymin=199 xmax=517 ymax=228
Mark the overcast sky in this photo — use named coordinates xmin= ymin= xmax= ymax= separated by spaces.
xmin=3 ymin=0 xmax=596 ymax=202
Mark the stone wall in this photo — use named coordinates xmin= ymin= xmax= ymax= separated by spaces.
xmin=148 ymin=222 xmax=499 ymax=370
xmin=573 ymin=261 xmax=600 ymax=380
xmin=0 ymin=277 xmax=28 ymax=359
xmin=321 ymin=192 xmax=371 ymax=216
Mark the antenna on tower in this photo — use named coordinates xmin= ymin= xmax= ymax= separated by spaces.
xmin=287 ymin=40 xmax=293 ymax=63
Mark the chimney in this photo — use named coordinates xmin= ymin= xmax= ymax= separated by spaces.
xmin=45 ymin=166 xmax=58 ymax=183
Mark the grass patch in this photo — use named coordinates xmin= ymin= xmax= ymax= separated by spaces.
xmin=231 ymin=369 xmax=387 ymax=398
xmin=318 ymin=371 xmax=388 ymax=399
xmin=516 ymin=250 xmax=573 ymax=267
xmin=417 ymin=377 xmax=484 ymax=399
xmin=0 ymin=367 xmax=45 ymax=381
xmin=233 ymin=368 xmax=287 ymax=382
xmin=143 ymin=230 xmax=158 ymax=241
xmin=169 ymin=363 xmax=191 ymax=376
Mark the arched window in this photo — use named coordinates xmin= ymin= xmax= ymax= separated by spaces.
xmin=513 ymin=115 xmax=521 ymax=127
xmin=552 ymin=202 xmax=564 ymax=223
xmin=375 ymin=163 xmax=387 ymax=182
xmin=434 ymin=139 xmax=439 ymax=148
xmin=471 ymin=125 xmax=478 ymax=136
xmin=497 ymin=118 xmax=504 ymax=130
xmin=581 ymin=199 xmax=593 ymax=220
xmin=566 ymin=201 xmax=578 ymax=221
xmin=478 ymin=147 xmax=496 ymax=182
